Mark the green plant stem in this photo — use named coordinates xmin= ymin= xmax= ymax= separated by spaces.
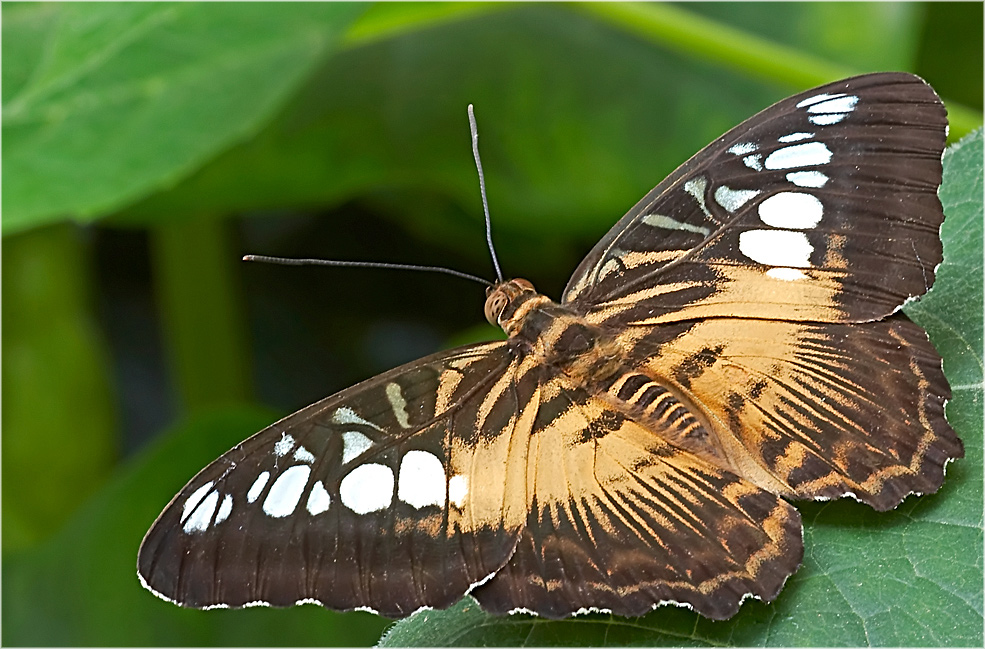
xmin=150 ymin=217 xmax=251 ymax=414
xmin=342 ymin=2 xmax=506 ymax=47
xmin=343 ymin=2 xmax=982 ymax=138
xmin=2 ymin=224 xmax=118 ymax=550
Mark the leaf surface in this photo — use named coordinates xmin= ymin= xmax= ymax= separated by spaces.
xmin=2 ymin=2 xmax=365 ymax=234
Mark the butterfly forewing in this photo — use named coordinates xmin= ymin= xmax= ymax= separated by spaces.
xmin=138 ymin=342 xmax=531 ymax=617
xmin=563 ymin=72 xmax=948 ymax=327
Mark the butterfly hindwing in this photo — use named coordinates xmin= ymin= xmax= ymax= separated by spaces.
xmin=617 ymin=313 xmax=962 ymax=511
xmin=563 ymin=72 xmax=947 ymax=327
xmin=469 ymin=374 xmax=803 ymax=620
xmin=138 ymin=342 xmax=532 ymax=617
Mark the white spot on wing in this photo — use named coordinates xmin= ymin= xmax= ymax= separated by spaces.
xmin=758 ymin=192 xmax=823 ymax=229
xmin=386 ymin=382 xmax=411 ymax=428
xmin=683 ymin=177 xmax=712 ymax=218
xmin=796 ymin=92 xmax=845 ymax=108
xmin=247 ymin=471 xmax=270 ymax=503
xmin=273 ymin=434 xmax=295 ymax=457
xmin=641 ymin=213 xmax=711 ymax=235
xmin=293 ymin=446 xmax=315 ymax=463
xmin=449 ymin=474 xmax=469 ymax=508
xmin=739 ymin=229 xmax=813 ymax=267
xmin=764 ymin=142 xmax=832 ymax=170
xmin=342 ymin=431 xmax=373 ymax=464
xmin=809 ymin=113 xmax=847 ymax=126
xmin=767 ymin=267 xmax=808 ymax=281
xmin=306 ymin=480 xmax=331 ymax=515
xmin=742 ymin=154 xmax=763 ymax=171
xmin=332 ymin=406 xmax=383 ymax=431
xmin=397 ymin=450 xmax=446 ymax=509
xmin=182 ymin=489 xmax=219 ymax=533
xmin=215 ymin=494 xmax=233 ymax=524
xmin=797 ymin=92 xmax=857 ymax=126
xmin=807 ymin=95 xmax=858 ymax=114
xmin=340 ymin=463 xmax=394 ymax=514
xmin=786 ymin=170 xmax=828 ymax=188
xmin=778 ymin=132 xmax=814 ymax=143
xmin=181 ymin=481 xmax=215 ymax=524
xmin=727 ymin=142 xmax=758 ymax=155
xmin=262 ymin=465 xmax=311 ymax=517
xmin=713 ymin=186 xmax=761 ymax=213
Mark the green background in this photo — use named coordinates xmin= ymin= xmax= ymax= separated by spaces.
xmin=2 ymin=2 xmax=982 ymax=646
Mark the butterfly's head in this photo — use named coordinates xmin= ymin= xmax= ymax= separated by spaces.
xmin=484 ymin=278 xmax=537 ymax=329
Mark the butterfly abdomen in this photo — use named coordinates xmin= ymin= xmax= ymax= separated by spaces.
xmin=596 ymin=370 xmax=738 ymax=467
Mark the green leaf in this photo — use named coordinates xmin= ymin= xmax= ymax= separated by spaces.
xmin=1 ymin=407 xmax=390 ymax=646
xmin=2 ymin=2 xmax=365 ymax=235
xmin=378 ymin=131 xmax=984 ymax=647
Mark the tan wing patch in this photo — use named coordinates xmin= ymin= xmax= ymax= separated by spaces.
xmin=471 ymin=379 xmax=803 ymax=619
xmin=584 ymin=262 xmax=847 ymax=328
xmin=637 ymin=315 xmax=962 ymax=511
xmin=449 ymin=356 xmax=537 ymax=533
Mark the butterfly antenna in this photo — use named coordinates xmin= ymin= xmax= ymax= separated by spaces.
xmin=242 ymin=255 xmax=492 ymax=287
xmin=243 ymin=108 xmax=506 ymax=289
xmin=469 ymin=104 xmax=504 ymax=284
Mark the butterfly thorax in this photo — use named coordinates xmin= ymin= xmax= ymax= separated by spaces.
xmin=485 ymin=279 xmax=731 ymax=466
xmin=486 ymin=278 xmax=621 ymax=377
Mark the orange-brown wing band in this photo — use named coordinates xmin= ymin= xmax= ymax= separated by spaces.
xmin=634 ymin=314 xmax=962 ymax=511
xmin=470 ymin=378 xmax=803 ymax=619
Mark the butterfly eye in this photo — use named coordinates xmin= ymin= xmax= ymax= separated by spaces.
xmin=484 ymin=291 xmax=508 ymax=326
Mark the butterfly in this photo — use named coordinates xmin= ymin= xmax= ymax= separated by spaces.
xmin=138 ymin=72 xmax=962 ymax=621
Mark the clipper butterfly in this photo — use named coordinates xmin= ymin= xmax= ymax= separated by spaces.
xmin=138 ymin=72 xmax=962 ymax=620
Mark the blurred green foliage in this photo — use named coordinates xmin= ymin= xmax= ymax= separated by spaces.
xmin=2 ymin=3 xmax=982 ymax=646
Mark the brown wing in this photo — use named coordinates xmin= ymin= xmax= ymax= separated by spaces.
xmin=469 ymin=371 xmax=803 ymax=620
xmin=624 ymin=315 xmax=963 ymax=511
xmin=138 ymin=342 xmax=534 ymax=618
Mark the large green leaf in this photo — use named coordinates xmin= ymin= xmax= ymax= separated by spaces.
xmin=113 ymin=2 xmax=931 ymax=254
xmin=2 ymin=2 xmax=365 ymax=234
xmin=378 ymin=130 xmax=984 ymax=647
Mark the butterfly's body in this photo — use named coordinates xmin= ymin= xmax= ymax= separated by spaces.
xmin=139 ymin=72 xmax=963 ymax=621
xmin=490 ymin=278 xmax=735 ymax=474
